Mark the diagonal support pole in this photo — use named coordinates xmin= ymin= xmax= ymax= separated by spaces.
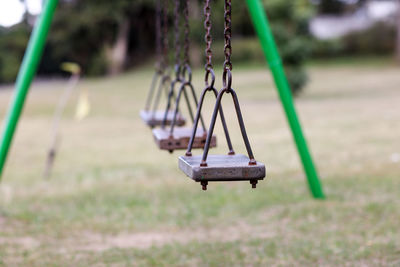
xmin=246 ymin=0 xmax=325 ymax=199
xmin=0 ymin=0 xmax=59 ymax=180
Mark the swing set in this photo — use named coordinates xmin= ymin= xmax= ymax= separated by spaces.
xmin=0 ymin=0 xmax=325 ymax=198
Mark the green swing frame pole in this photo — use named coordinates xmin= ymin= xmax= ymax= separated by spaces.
xmin=0 ymin=0 xmax=59 ymax=180
xmin=246 ymin=0 xmax=325 ymax=199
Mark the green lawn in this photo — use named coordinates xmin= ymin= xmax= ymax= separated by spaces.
xmin=0 ymin=62 xmax=399 ymax=266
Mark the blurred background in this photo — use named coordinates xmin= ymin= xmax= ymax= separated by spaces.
xmin=0 ymin=0 xmax=399 ymax=266
xmin=0 ymin=0 xmax=399 ymax=93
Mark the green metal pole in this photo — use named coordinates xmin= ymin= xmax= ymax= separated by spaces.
xmin=246 ymin=0 xmax=325 ymax=199
xmin=0 ymin=0 xmax=59 ymax=180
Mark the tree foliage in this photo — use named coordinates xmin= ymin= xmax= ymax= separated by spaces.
xmin=47 ymin=0 xmax=155 ymax=75
xmin=263 ymin=0 xmax=314 ymax=95
xmin=0 ymin=24 xmax=29 ymax=83
xmin=318 ymin=0 xmax=367 ymax=14
xmin=0 ymin=0 xmax=313 ymax=94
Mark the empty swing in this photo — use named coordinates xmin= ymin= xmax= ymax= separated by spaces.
xmin=141 ymin=0 xmax=185 ymax=128
xmin=153 ymin=0 xmax=216 ymax=153
xmin=179 ymin=0 xmax=266 ymax=190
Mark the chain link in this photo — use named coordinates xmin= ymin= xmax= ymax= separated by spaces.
xmin=183 ymin=0 xmax=190 ymax=66
xmin=223 ymin=0 xmax=232 ymax=71
xmin=204 ymin=0 xmax=212 ymax=72
xmin=174 ymin=0 xmax=181 ymax=69
xmin=161 ymin=0 xmax=169 ymax=68
xmin=155 ymin=0 xmax=162 ymax=69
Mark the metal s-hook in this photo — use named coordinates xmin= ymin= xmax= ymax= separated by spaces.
xmin=181 ymin=64 xmax=192 ymax=83
xmin=205 ymin=68 xmax=215 ymax=89
xmin=222 ymin=69 xmax=233 ymax=93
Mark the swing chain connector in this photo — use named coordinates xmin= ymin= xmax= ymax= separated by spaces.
xmin=205 ymin=68 xmax=215 ymax=89
xmin=174 ymin=64 xmax=181 ymax=81
xmin=222 ymin=69 xmax=233 ymax=93
xmin=182 ymin=64 xmax=192 ymax=83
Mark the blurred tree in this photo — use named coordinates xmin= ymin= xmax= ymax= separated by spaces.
xmin=0 ymin=24 xmax=30 ymax=83
xmin=318 ymin=0 xmax=367 ymax=14
xmin=47 ymin=0 xmax=154 ymax=76
xmin=263 ymin=0 xmax=314 ymax=95
xmin=0 ymin=0 xmax=35 ymax=83
xmin=1 ymin=0 xmax=313 ymax=95
xmin=46 ymin=0 xmax=314 ymax=94
xmin=318 ymin=0 xmax=345 ymax=14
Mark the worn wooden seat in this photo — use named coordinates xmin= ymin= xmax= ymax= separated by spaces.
xmin=152 ymin=127 xmax=216 ymax=152
xmin=179 ymin=154 xmax=266 ymax=189
xmin=140 ymin=110 xmax=185 ymax=128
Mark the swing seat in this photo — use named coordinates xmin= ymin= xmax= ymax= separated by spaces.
xmin=179 ymin=154 xmax=265 ymax=183
xmin=140 ymin=110 xmax=186 ymax=128
xmin=152 ymin=127 xmax=216 ymax=151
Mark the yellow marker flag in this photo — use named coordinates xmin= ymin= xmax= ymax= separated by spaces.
xmin=75 ymin=88 xmax=90 ymax=121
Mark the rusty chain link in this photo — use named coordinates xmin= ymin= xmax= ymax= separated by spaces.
xmin=223 ymin=0 xmax=233 ymax=90
xmin=204 ymin=0 xmax=215 ymax=87
xmin=204 ymin=0 xmax=212 ymax=72
xmin=183 ymin=0 xmax=190 ymax=67
xmin=155 ymin=0 xmax=162 ymax=70
xmin=161 ymin=0 xmax=169 ymax=68
xmin=174 ymin=0 xmax=182 ymax=76
xmin=223 ymin=0 xmax=232 ymax=72
xmin=180 ymin=0 xmax=192 ymax=82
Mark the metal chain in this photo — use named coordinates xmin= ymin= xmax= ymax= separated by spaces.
xmin=204 ymin=0 xmax=212 ymax=71
xmin=223 ymin=0 xmax=232 ymax=72
xmin=155 ymin=0 xmax=162 ymax=69
xmin=183 ymin=0 xmax=190 ymax=66
xmin=161 ymin=0 xmax=169 ymax=68
xmin=174 ymin=0 xmax=181 ymax=69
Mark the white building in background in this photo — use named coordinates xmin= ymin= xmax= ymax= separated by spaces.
xmin=0 ymin=0 xmax=42 ymax=27
xmin=310 ymin=0 xmax=399 ymax=40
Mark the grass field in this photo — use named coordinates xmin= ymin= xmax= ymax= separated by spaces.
xmin=0 ymin=62 xmax=399 ymax=266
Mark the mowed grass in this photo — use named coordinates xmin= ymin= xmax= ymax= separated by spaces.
xmin=0 ymin=61 xmax=399 ymax=266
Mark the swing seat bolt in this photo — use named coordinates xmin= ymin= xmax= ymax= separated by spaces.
xmin=201 ymin=181 xmax=208 ymax=191
xmin=250 ymin=180 xmax=258 ymax=189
